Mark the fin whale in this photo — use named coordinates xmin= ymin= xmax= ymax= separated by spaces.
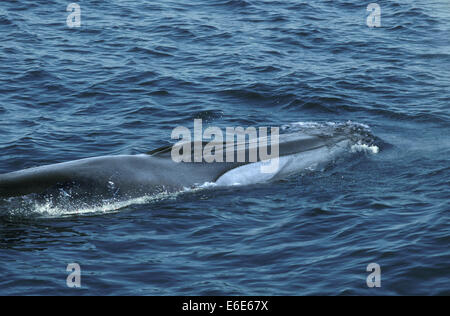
xmin=0 ymin=122 xmax=377 ymax=199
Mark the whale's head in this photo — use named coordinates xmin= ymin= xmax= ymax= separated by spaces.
xmin=214 ymin=121 xmax=380 ymax=186
xmin=281 ymin=121 xmax=377 ymax=144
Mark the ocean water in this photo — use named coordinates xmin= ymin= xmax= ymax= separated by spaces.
xmin=0 ymin=0 xmax=449 ymax=295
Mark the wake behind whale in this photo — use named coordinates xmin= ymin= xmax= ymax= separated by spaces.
xmin=0 ymin=122 xmax=379 ymax=217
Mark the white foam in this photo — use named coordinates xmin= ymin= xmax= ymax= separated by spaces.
xmin=7 ymin=190 xmax=181 ymax=218
xmin=282 ymin=121 xmax=371 ymax=132
xmin=22 ymin=183 xmax=225 ymax=218
xmin=350 ymin=142 xmax=379 ymax=154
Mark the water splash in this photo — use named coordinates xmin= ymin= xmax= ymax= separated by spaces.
xmin=351 ymin=141 xmax=380 ymax=154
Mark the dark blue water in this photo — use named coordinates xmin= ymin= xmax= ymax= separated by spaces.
xmin=0 ymin=0 xmax=449 ymax=295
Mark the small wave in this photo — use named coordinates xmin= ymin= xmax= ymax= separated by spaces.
xmin=16 ymin=69 xmax=60 ymax=82
xmin=191 ymin=109 xmax=224 ymax=122
xmin=0 ymin=15 xmax=13 ymax=26
xmin=211 ymin=0 xmax=253 ymax=9
xmin=127 ymin=46 xmax=174 ymax=57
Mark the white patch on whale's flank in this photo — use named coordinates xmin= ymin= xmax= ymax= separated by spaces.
xmin=215 ymin=140 xmax=351 ymax=186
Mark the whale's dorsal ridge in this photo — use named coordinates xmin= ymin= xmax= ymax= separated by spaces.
xmin=146 ymin=141 xmax=225 ymax=158
xmin=146 ymin=145 xmax=173 ymax=157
